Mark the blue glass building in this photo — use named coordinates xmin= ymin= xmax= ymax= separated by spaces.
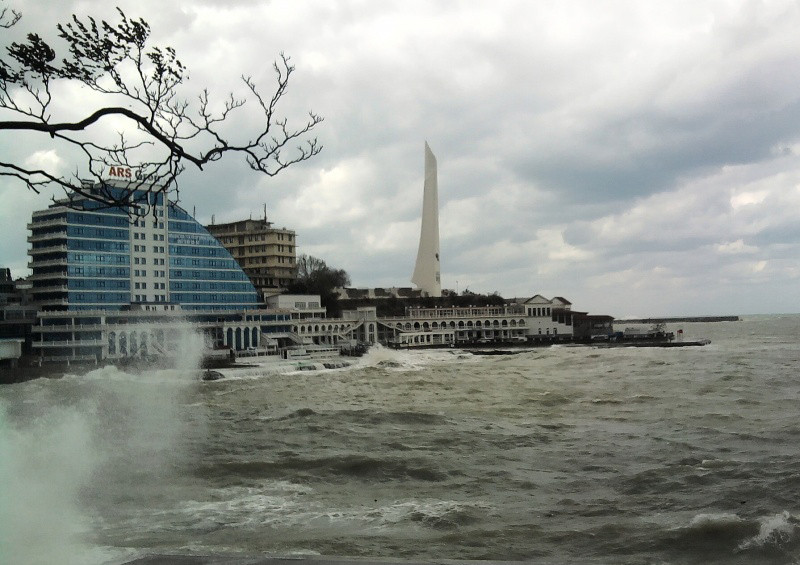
xmin=28 ymin=184 xmax=259 ymax=311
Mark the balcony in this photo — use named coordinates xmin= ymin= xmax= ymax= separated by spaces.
xmin=33 ymin=323 xmax=105 ymax=332
xmin=28 ymin=231 xmax=67 ymax=243
xmin=37 ymin=354 xmax=100 ymax=362
xmin=33 ymin=298 xmax=69 ymax=307
xmin=29 ymin=258 xmax=68 ymax=269
xmin=30 ymin=244 xmax=68 ymax=255
xmin=28 ymin=272 xmax=67 ymax=281
xmin=35 ymin=339 xmax=103 ymax=347
xmin=27 ymin=217 xmax=67 ymax=230
xmin=31 ymin=284 xmax=69 ymax=293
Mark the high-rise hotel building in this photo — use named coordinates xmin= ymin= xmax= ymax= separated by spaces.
xmin=205 ymin=219 xmax=297 ymax=299
xmin=28 ymin=183 xmax=259 ymax=311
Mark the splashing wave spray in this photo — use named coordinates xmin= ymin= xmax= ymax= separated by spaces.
xmin=0 ymin=322 xmax=206 ymax=564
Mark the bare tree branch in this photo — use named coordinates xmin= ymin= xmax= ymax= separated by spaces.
xmin=0 ymin=7 xmax=323 ymax=213
xmin=0 ymin=4 xmax=20 ymax=29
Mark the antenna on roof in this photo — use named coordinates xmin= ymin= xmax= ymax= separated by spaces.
xmin=193 ymin=205 xmax=196 ymax=218
xmin=264 ymin=203 xmax=267 ymax=221
xmin=211 ymin=214 xmax=215 ymax=225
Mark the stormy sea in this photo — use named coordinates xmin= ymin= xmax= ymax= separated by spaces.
xmin=1 ymin=314 xmax=799 ymax=565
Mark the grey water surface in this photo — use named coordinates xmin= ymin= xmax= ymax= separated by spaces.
xmin=1 ymin=315 xmax=799 ymax=564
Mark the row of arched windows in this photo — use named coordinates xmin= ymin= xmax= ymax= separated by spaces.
xmin=394 ymin=319 xmax=527 ymax=331
xmin=297 ymin=323 xmax=349 ymax=334
xmin=108 ymin=329 xmax=165 ymax=357
xmin=224 ymin=326 xmax=259 ymax=350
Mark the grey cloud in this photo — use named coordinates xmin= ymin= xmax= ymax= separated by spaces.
xmin=4 ymin=0 xmax=800 ymax=315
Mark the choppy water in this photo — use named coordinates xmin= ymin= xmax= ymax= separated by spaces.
xmin=2 ymin=315 xmax=800 ymax=564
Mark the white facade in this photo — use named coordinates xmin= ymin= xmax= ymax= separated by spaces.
xmin=266 ymin=294 xmax=326 ymax=319
xmin=378 ymin=296 xmax=577 ymax=347
xmin=129 ymin=203 xmax=170 ymax=304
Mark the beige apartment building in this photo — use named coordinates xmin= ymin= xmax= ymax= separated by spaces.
xmin=205 ymin=219 xmax=297 ymax=299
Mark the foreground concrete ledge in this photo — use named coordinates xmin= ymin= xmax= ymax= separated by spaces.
xmin=122 ymin=554 xmax=530 ymax=565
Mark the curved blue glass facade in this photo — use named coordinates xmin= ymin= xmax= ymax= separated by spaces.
xmin=29 ymin=184 xmax=259 ymax=311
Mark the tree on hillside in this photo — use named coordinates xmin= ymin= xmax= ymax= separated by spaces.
xmin=292 ymin=254 xmax=350 ymax=294
xmin=0 ymin=5 xmax=322 ymax=211
xmin=289 ymin=254 xmax=351 ymax=316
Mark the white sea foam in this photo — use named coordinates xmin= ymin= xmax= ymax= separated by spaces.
xmin=170 ymin=482 xmax=321 ymax=529
xmin=354 ymin=344 xmax=415 ymax=370
xmin=356 ymin=498 xmax=495 ymax=534
xmin=738 ymin=510 xmax=796 ymax=550
xmin=698 ymin=458 xmax=739 ymax=469
xmin=688 ymin=512 xmax=744 ymax=528
xmin=354 ymin=343 xmax=475 ymax=372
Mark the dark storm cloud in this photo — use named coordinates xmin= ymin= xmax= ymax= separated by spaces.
xmin=508 ymin=95 xmax=800 ymax=205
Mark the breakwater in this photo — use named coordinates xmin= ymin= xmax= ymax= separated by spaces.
xmin=616 ymin=315 xmax=740 ymax=324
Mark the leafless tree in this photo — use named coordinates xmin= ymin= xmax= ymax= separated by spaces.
xmin=0 ymin=4 xmax=20 ymax=28
xmin=0 ymin=7 xmax=322 ymax=213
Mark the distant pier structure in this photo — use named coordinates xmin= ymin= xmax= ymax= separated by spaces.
xmin=411 ymin=142 xmax=442 ymax=298
xmin=616 ymin=316 xmax=740 ymax=324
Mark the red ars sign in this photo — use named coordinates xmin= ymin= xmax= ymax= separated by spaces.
xmin=107 ymin=166 xmax=133 ymax=178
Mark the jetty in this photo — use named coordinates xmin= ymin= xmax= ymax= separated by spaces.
xmin=615 ymin=315 xmax=739 ymax=324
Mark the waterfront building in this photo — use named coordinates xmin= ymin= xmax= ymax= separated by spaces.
xmin=0 ymin=272 xmax=37 ymax=353
xmin=205 ymin=218 xmax=297 ymax=299
xmin=27 ymin=181 xmax=264 ymax=362
xmin=21 ymin=179 xmax=613 ymax=363
xmin=31 ymin=306 xmax=293 ymax=363
xmin=290 ymin=295 xmax=592 ymax=349
xmin=28 ymin=286 xmax=609 ymax=362
xmin=266 ymin=294 xmax=326 ymax=319
xmin=28 ymin=183 xmax=258 ymax=312
xmin=375 ymin=296 xmax=578 ymax=347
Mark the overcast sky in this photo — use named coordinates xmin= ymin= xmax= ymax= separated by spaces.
xmin=2 ymin=0 xmax=800 ymax=317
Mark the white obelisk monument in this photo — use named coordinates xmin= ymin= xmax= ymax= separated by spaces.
xmin=411 ymin=142 xmax=442 ymax=297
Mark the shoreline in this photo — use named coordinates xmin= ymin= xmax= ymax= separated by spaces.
xmin=0 ymin=355 xmax=248 ymax=385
